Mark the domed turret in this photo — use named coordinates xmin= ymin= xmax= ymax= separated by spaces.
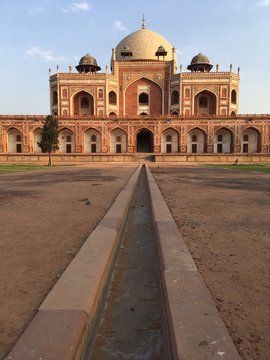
xmin=155 ymin=45 xmax=167 ymax=59
xmin=187 ymin=52 xmax=213 ymax=72
xmin=76 ymin=52 xmax=101 ymax=73
xmin=120 ymin=46 xmax=133 ymax=58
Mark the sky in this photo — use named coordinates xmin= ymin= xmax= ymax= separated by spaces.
xmin=0 ymin=0 xmax=269 ymax=115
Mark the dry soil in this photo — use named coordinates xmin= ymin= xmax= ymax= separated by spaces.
xmin=151 ymin=164 xmax=270 ymax=360
xmin=0 ymin=164 xmax=136 ymax=359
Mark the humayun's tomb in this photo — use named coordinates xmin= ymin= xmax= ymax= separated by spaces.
xmin=1 ymin=18 xmax=269 ymax=162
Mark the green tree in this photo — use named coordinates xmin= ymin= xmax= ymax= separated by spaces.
xmin=38 ymin=115 xmax=59 ymax=166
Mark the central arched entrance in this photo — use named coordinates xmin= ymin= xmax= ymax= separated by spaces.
xmin=137 ymin=129 xmax=153 ymax=152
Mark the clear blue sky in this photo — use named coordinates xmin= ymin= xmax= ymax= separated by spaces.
xmin=0 ymin=0 xmax=269 ymax=114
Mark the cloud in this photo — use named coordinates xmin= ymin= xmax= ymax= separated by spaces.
xmin=73 ymin=55 xmax=80 ymax=63
xmin=257 ymin=0 xmax=270 ymax=6
xmin=28 ymin=7 xmax=43 ymax=17
xmin=113 ymin=20 xmax=127 ymax=31
xmin=25 ymin=47 xmax=65 ymax=62
xmin=62 ymin=2 xmax=91 ymax=13
xmin=176 ymin=49 xmax=183 ymax=56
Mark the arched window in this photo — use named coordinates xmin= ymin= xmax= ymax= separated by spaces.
xmin=185 ymin=109 xmax=190 ymax=116
xmin=231 ymin=90 xmax=237 ymax=104
xmin=231 ymin=111 xmax=236 ymax=116
xmin=171 ymin=90 xmax=179 ymax=105
xmin=62 ymin=89 xmax=68 ymax=98
xmin=98 ymin=89 xmax=103 ymax=99
xmin=109 ymin=112 xmax=117 ymax=116
xmin=66 ymin=135 xmax=72 ymax=142
xmin=116 ymin=135 xmax=121 ymax=142
xmin=99 ymin=109 xmax=103 ymax=116
xmin=221 ymin=109 xmax=226 ymax=115
xmin=185 ymin=88 xmax=190 ymax=98
xmin=53 ymin=91 xmax=58 ymax=105
xmin=243 ymin=134 xmax=249 ymax=141
xmin=139 ymin=92 xmax=149 ymax=105
xmin=91 ymin=135 xmax=96 ymax=142
xmin=192 ymin=135 xmax=197 ymax=142
xmin=222 ymin=88 xmax=227 ymax=98
xmin=81 ymin=97 xmax=89 ymax=108
xmin=199 ymin=96 xmax=208 ymax=108
xmin=166 ymin=135 xmax=172 ymax=142
xmin=63 ymin=110 xmax=68 ymax=117
xmin=109 ymin=91 xmax=117 ymax=105
xmin=218 ymin=135 xmax=223 ymax=141
xmin=16 ymin=135 xmax=21 ymax=142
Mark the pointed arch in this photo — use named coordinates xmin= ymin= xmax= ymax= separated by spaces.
xmin=185 ymin=88 xmax=191 ymax=98
xmin=188 ymin=127 xmax=207 ymax=153
xmin=52 ymin=90 xmax=58 ymax=105
xmin=161 ymin=127 xmax=179 ymax=153
xmin=62 ymin=89 xmax=68 ymax=98
xmin=72 ymin=90 xmax=94 ymax=116
xmin=214 ymin=127 xmax=233 ymax=153
xmin=171 ymin=90 xmax=179 ymax=105
xmin=136 ymin=127 xmax=154 ymax=153
xmin=98 ymin=88 xmax=104 ymax=99
xmin=194 ymin=90 xmax=217 ymax=116
xmin=32 ymin=127 xmax=42 ymax=153
xmin=110 ymin=128 xmax=127 ymax=153
xmin=231 ymin=89 xmax=237 ymax=104
xmin=84 ymin=128 xmax=101 ymax=153
xmin=124 ymin=77 xmax=163 ymax=117
xmin=7 ymin=127 xmax=23 ymax=153
xmin=59 ymin=127 xmax=75 ymax=153
xmin=125 ymin=76 xmax=163 ymax=92
xmin=109 ymin=90 xmax=117 ymax=105
xmin=221 ymin=88 xmax=227 ymax=98
xmin=221 ymin=108 xmax=227 ymax=115
xmin=241 ymin=127 xmax=261 ymax=153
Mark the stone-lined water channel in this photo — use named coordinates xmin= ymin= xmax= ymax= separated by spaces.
xmin=89 ymin=166 xmax=166 ymax=359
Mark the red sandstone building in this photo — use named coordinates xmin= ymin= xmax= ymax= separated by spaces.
xmin=0 ymin=19 xmax=269 ymax=158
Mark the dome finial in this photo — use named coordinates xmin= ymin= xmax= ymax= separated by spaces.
xmin=142 ymin=14 xmax=146 ymax=29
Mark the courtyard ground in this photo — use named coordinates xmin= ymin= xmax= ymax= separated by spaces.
xmin=151 ymin=165 xmax=270 ymax=360
xmin=0 ymin=164 xmax=269 ymax=360
xmin=0 ymin=164 xmax=137 ymax=359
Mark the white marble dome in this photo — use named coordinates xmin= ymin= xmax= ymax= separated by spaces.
xmin=115 ymin=28 xmax=174 ymax=62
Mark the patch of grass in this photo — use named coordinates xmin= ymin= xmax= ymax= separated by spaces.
xmin=0 ymin=164 xmax=49 ymax=174
xmin=209 ymin=163 xmax=270 ymax=174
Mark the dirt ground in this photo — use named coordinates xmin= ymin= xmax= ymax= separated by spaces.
xmin=0 ymin=164 xmax=136 ymax=359
xmin=151 ymin=165 xmax=270 ymax=360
